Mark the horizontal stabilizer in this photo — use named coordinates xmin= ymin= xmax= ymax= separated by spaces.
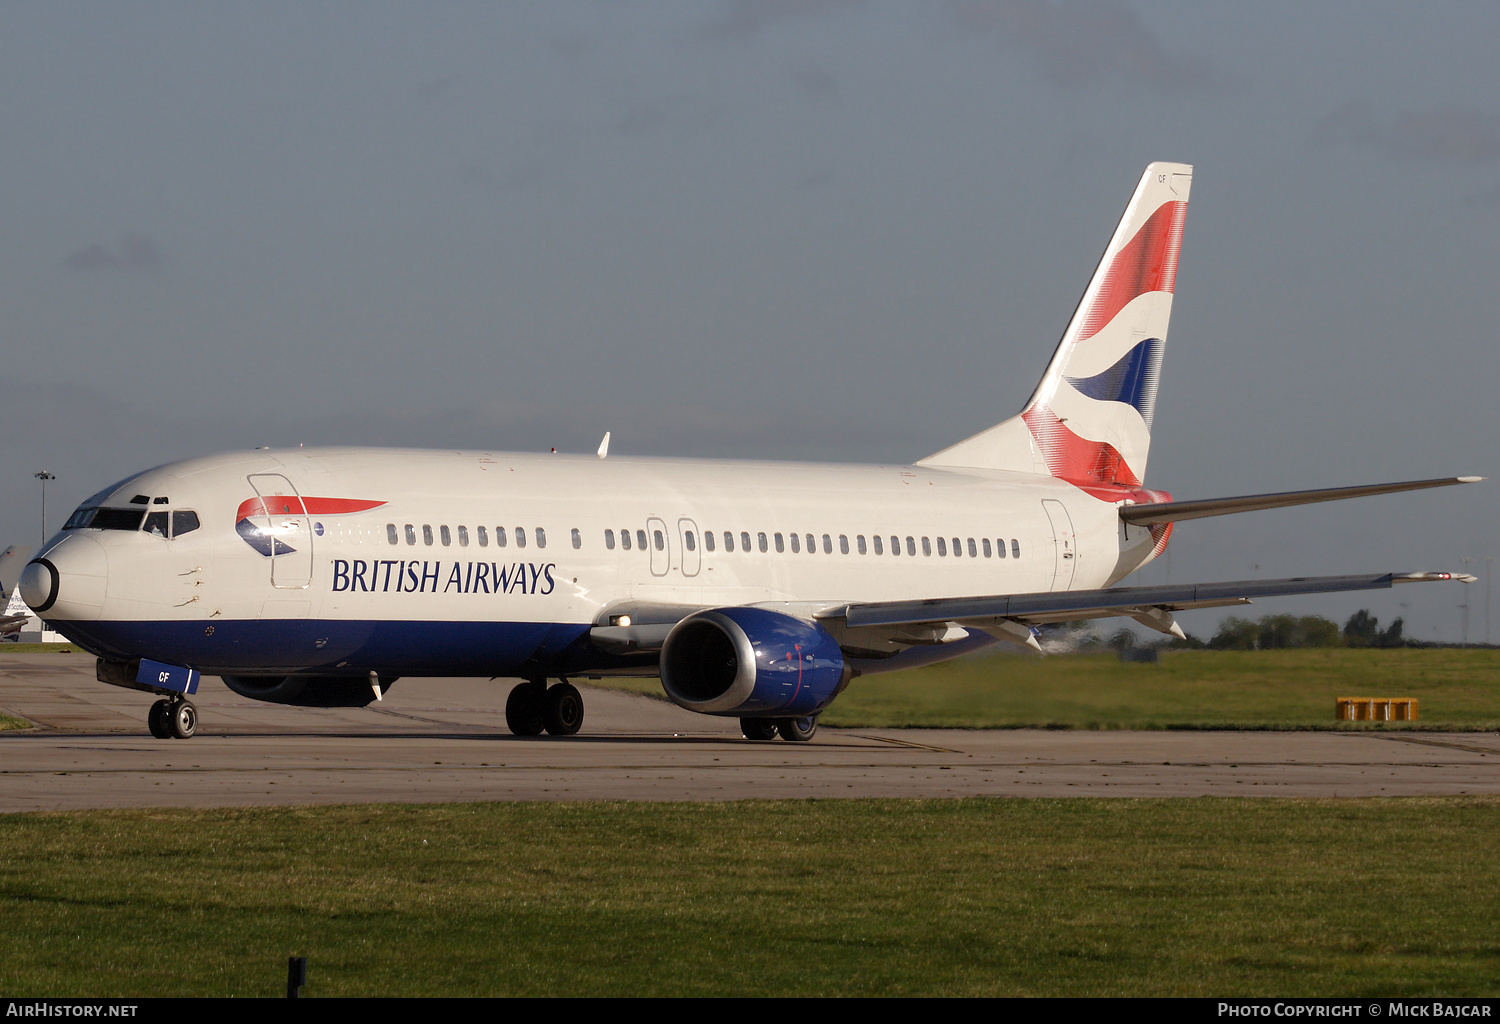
xmin=1118 ymin=476 xmax=1482 ymax=526
xmin=828 ymin=571 xmax=1473 ymax=631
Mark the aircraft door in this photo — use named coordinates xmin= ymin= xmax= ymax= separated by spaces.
xmin=646 ymin=516 xmax=670 ymax=577
xmin=246 ymin=473 xmax=314 ymax=589
xmin=1042 ymin=499 xmax=1077 ymax=591
xmin=678 ymin=517 xmax=701 ymax=577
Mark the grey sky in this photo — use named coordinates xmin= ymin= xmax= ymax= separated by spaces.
xmin=3 ymin=1 xmax=1497 ymax=639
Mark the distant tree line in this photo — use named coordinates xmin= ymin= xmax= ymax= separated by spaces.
xmin=1064 ymin=609 xmax=1407 ymax=651
xmin=1182 ymin=610 xmax=1404 ymax=650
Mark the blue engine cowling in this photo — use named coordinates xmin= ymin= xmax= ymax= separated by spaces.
xmin=658 ymin=607 xmax=849 ymax=717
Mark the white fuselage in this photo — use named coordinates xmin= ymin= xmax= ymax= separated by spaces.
xmin=34 ymin=446 xmax=1162 ymax=679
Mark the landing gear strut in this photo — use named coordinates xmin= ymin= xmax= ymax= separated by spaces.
xmin=148 ymin=697 xmax=197 ymax=740
xmin=506 ymin=680 xmax=585 ymax=737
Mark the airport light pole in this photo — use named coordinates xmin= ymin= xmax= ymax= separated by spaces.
xmin=34 ymin=472 xmax=55 ymax=547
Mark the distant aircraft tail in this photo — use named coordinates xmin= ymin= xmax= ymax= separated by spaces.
xmin=918 ymin=162 xmax=1192 ymax=488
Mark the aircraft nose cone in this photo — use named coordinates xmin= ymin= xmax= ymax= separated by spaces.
xmin=22 ymin=534 xmax=108 ymax=619
xmin=18 ymin=559 xmax=58 ymax=612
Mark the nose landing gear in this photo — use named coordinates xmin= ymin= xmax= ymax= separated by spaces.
xmin=148 ymin=697 xmax=197 ymax=739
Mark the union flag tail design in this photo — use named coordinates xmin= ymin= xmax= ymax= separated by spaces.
xmin=919 ymin=162 xmax=1192 ymax=488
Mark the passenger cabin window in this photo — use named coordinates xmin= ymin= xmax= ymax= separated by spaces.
xmin=495 ymin=527 xmax=508 ymax=548
xmin=423 ymin=525 xmax=434 ymax=546
xmin=440 ymin=525 xmax=451 ymax=546
xmin=515 ymin=528 xmax=527 ymax=549
xmin=536 ymin=527 xmax=546 ymax=549
xmin=723 ymin=531 xmax=734 ymax=552
xmin=405 ymin=524 xmax=417 ymax=545
xmin=921 ymin=537 xmax=932 ymax=557
xmin=637 ymin=529 xmax=648 ymax=550
xmin=996 ymin=537 xmax=1006 ymax=558
xmin=144 ymin=511 xmax=169 ymax=538
xmin=821 ymin=534 xmax=832 ymax=554
xmin=619 ymin=529 xmax=631 ymax=550
xmin=857 ymin=535 xmax=866 ymax=555
xmin=806 ymin=534 xmax=815 ymax=554
xmin=981 ymin=538 xmax=991 ymax=558
xmin=477 ymin=526 xmax=489 ymax=547
xmin=952 ymin=537 xmax=962 ymax=556
xmin=740 ymin=531 xmax=751 ymax=552
xmin=757 ymin=532 xmax=768 ymax=553
xmin=873 ymin=535 xmax=883 ymax=555
xmin=704 ymin=531 xmax=715 ymax=552
xmin=387 ymin=524 xmax=398 ymax=545
xmin=906 ymin=536 xmax=916 ymax=556
xmin=572 ymin=528 xmax=582 ymax=550
xmin=840 ymin=535 xmax=850 ymax=555
xmin=605 ymin=529 xmax=616 ymax=550
xmin=790 ymin=533 xmax=800 ymax=553
xmin=774 ymin=532 xmax=784 ymax=553
xmin=654 ymin=530 xmax=665 ymax=551
xmin=172 ymin=510 xmax=200 ymax=537
xmin=458 ymin=526 xmax=469 ymax=547
xmin=1012 ymin=539 xmax=1021 ymax=558
xmin=685 ymin=531 xmax=696 ymax=552
xmin=937 ymin=537 xmax=947 ymax=557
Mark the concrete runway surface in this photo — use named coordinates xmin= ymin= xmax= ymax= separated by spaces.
xmin=1 ymin=652 xmax=1497 ymax=812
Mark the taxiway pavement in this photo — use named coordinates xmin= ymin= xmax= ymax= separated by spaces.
xmin=1 ymin=652 xmax=1496 ymax=811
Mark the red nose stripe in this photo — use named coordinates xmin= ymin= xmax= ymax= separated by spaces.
xmin=236 ymin=496 xmax=386 ymax=520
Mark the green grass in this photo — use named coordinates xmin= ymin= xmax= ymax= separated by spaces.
xmin=1 ymin=798 xmax=1498 ymax=996
xmin=596 ymin=648 xmax=1500 ymax=730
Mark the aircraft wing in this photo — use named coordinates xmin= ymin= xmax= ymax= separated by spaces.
xmin=820 ymin=571 xmax=1474 ymax=645
xmin=1119 ymin=477 xmax=1481 ymax=526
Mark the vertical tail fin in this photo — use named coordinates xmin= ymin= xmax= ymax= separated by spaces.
xmin=919 ymin=162 xmax=1192 ymax=486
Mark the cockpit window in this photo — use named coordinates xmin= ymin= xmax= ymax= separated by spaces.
xmin=144 ymin=511 xmax=169 ymax=537
xmin=172 ymin=510 xmax=200 ymax=537
xmin=92 ymin=508 xmax=147 ymax=531
xmin=64 ymin=507 xmax=98 ymax=530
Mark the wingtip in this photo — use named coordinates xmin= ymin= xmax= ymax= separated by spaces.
xmin=1458 ymin=475 xmax=1484 ymax=483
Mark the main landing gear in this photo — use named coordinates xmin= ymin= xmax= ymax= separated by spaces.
xmin=147 ymin=697 xmax=197 ymax=740
xmin=505 ymin=679 xmax=584 ymax=737
xmin=740 ymin=715 xmax=819 ymax=742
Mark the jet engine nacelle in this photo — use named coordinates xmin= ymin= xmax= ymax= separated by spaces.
xmin=220 ymin=674 xmax=396 ymax=708
xmin=659 ymin=607 xmax=849 ymax=717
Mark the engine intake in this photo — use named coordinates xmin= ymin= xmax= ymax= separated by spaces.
xmin=659 ymin=608 xmax=848 ymax=717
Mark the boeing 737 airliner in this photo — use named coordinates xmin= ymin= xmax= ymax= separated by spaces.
xmin=18 ymin=163 xmax=1478 ymax=741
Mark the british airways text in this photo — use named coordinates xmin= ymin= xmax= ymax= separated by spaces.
xmin=331 ymin=559 xmax=557 ymax=595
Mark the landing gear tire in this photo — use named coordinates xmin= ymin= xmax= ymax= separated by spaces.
xmin=505 ymin=681 xmax=547 ymax=736
xmin=740 ymin=718 xmax=779 ymax=741
xmin=148 ymin=700 xmax=171 ymax=739
xmin=167 ymin=700 xmax=197 ymax=740
xmin=776 ymin=715 xmax=819 ymax=742
xmin=542 ymin=683 xmax=584 ymax=736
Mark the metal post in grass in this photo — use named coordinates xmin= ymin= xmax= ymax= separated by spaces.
xmin=288 ymin=956 xmax=306 ymax=998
